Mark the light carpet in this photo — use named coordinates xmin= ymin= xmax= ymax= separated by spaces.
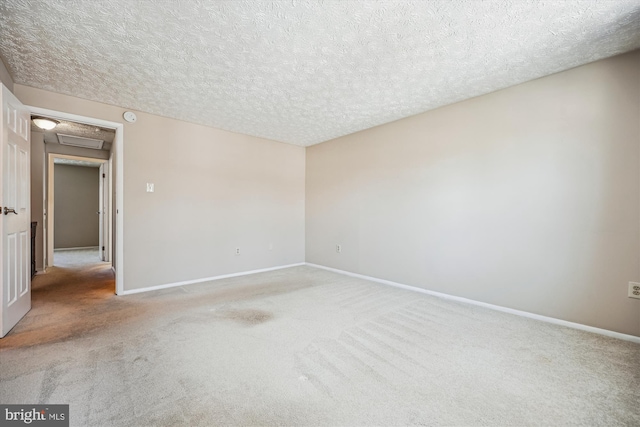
xmin=1 ymin=261 xmax=639 ymax=426
xmin=53 ymin=248 xmax=104 ymax=267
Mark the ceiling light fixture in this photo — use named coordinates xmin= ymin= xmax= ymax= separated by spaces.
xmin=32 ymin=116 xmax=60 ymax=130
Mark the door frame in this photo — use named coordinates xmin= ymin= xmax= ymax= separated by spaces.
xmin=98 ymin=162 xmax=110 ymax=262
xmin=47 ymin=154 xmax=110 ymax=266
xmin=28 ymin=106 xmax=124 ymax=295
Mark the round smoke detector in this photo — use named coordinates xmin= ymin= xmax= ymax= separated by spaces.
xmin=123 ymin=111 xmax=137 ymax=123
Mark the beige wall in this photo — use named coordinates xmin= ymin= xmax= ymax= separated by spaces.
xmin=54 ymin=164 xmax=100 ymax=249
xmin=13 ymin=51 xmax=639 ymax=336
xmin=30 ymin=131 xmax=45 ymax=270
xmin=0 ymin=56 xmax=13 ymax=93
xmin=306 ymin=51 xmax=640 ymax=336
xmin=15 ymin=84 xmax=306 ymax=291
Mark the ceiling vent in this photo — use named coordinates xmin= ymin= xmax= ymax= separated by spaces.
xmin=57 ymin=133 xmax=104 ymax=149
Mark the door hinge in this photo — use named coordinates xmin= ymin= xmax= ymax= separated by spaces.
xmin=102 ymin=173 xmax=106 ymax=178
xmin=102 ymin=246 xmax=105 ymax=251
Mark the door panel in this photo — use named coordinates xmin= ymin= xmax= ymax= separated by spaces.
xmin=1 ymin=85 xmax=31 ymax=337
xmin=7 ymin=233 xmax=16 ymax=305
xmin=20 ymin=230 xmax=28 ymax=295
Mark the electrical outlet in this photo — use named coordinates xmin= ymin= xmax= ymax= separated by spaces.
xmin=336 ymin=244 xmax=342 ymax=253
xmin=235 ymin=248 xmax=240 ymax=256
xmin=629 ymin=282 xmax=640 ymax=299
xmin=146 ymin=183 xmax=154 ymax=192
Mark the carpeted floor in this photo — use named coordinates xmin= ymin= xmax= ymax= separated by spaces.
xmin=1 ymin=259 xmax=639 ymax=426
xmin=53 ymin=247 xmax=104 ymax=267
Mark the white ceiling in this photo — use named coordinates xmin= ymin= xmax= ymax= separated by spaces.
xmin=1 ymin=1 xmax=639 ymax=146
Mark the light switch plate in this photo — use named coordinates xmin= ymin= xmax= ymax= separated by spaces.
xmin=146 ymin=183 xmax=154 ymax=193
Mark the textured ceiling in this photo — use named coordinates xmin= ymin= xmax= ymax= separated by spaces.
xmin=31 ymin=117 xmax=115 ymax=151
xmin=53 ymin=158 xmax=102 ymax=168
xmin=2 ymin=1 xmax=640 ymax=146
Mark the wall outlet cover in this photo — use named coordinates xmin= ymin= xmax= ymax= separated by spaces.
xmin=629 ymin=282 xmax=640 ymax=299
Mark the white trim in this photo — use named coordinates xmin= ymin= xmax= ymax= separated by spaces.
xmin=46 ymin=154 xmax=53 ymax=267
xmin=54 ymin=246 xmax=99 ymax=251
xmin=28 ymin=106 xmax=124 ymax=295
xmin=107 ymin=156 xmax=113 ymax=263
xmin=114 ymin=124 xmax=123 ymax=295
xmin=119 ymin=263 xmax=305 ymax=296
xmin=49 ymin=154 xmax=107 ymax=163
xmin=305 ymin=263 xmax=640 ymax=344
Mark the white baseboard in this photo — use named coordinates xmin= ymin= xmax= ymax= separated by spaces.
xmin=119 ymin=263 xmax=306 ymax=296
xmin=54 ymin=246 xmax=99 ymax=251
xmin=305 ymin=263 xmax=640 ymax=344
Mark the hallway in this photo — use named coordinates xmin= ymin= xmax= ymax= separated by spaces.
xmin=0 ymin=250 xmax=115 ymax=349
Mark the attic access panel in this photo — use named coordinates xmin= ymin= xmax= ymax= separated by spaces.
xmin=56 ymin=133 xmax=104 ymax=149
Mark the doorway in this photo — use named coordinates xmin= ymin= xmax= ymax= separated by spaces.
xmin=28 ymin=106 xmax=124 ymax=295
xmin=47 ymin=154 xmax=111 ymax=268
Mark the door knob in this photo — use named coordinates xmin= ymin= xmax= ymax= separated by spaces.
xmin=4 ymin=207 xmax=17 ymax=215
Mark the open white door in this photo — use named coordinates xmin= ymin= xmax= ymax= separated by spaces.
xmin=0 ymin=85 xmax=31 ymax=338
